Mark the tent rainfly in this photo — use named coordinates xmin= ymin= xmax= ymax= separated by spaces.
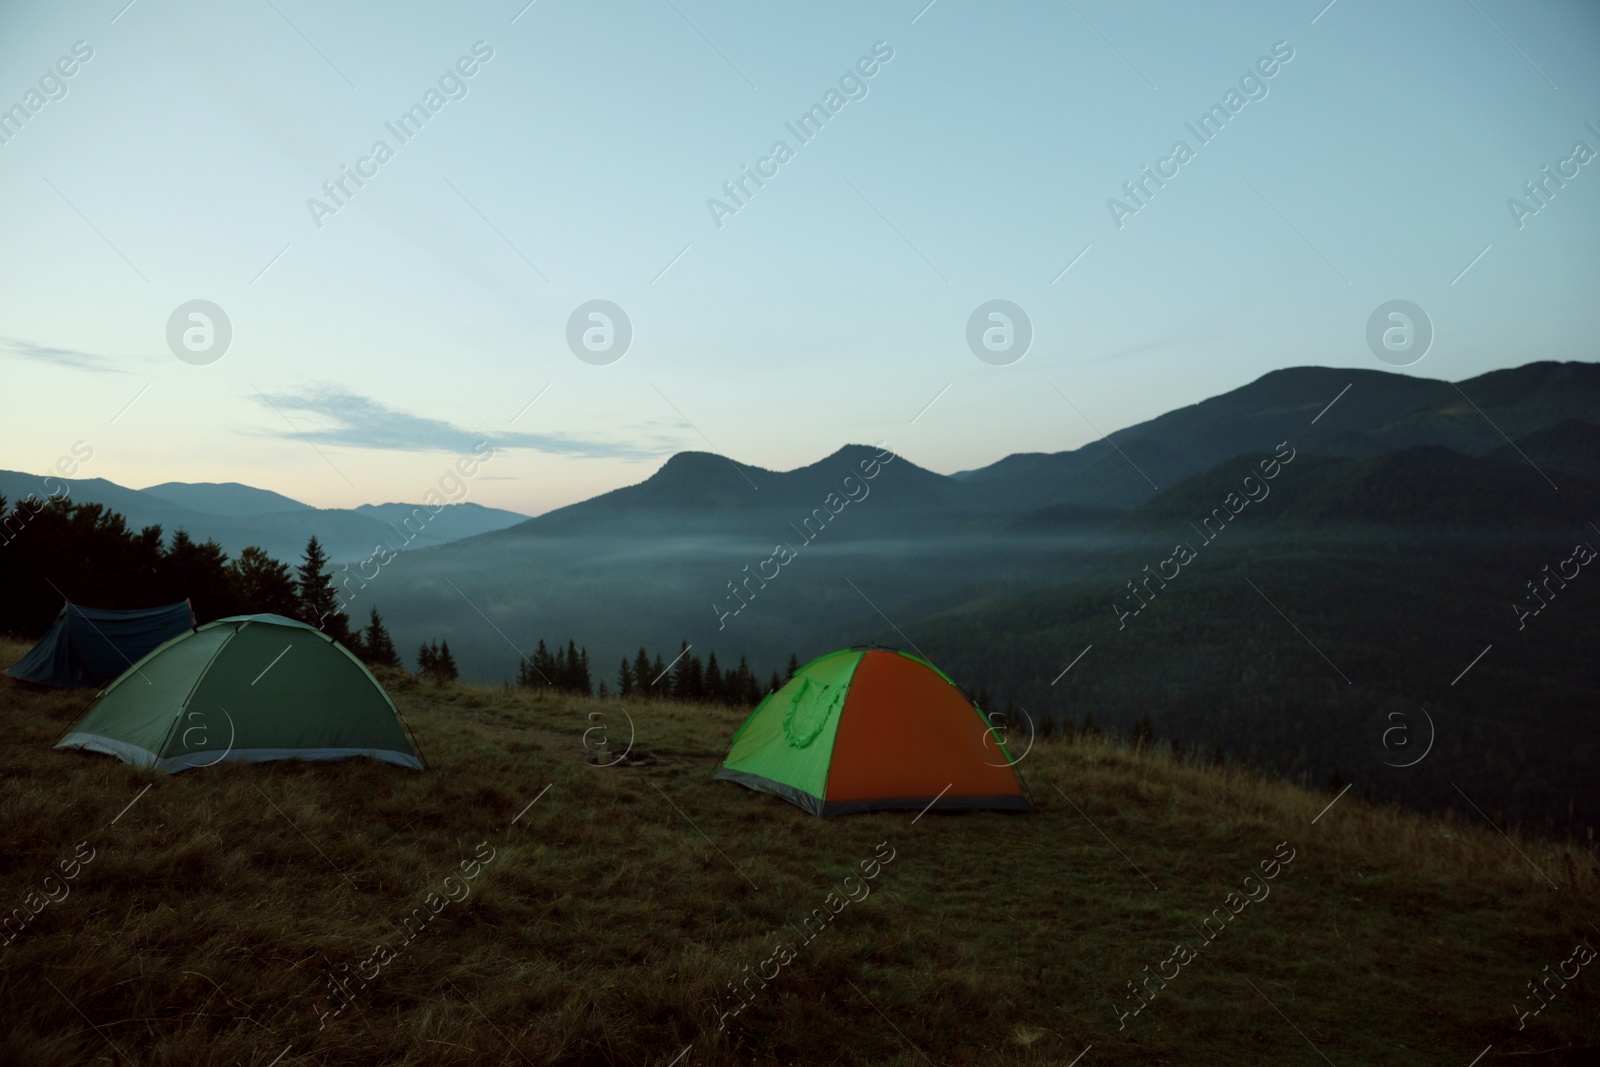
xmin=715 ymin=647 xmax=1032 ymax=817
xmin=55 ymin=614 xmax=423 ymax=772
xmin=6 ymin=601 xmax=195 ymax=688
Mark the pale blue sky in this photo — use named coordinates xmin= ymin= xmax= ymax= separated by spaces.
xmin=2 ymin=0 xmax=1596 ymax=514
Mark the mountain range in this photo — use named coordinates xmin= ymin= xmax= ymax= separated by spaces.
xmin=954 ymin=360 xmax=1600 ymax=510
xmin=489 ymin=359 xmax=1600 ymax=538
xmin=0 ymin=473 xmax=530 ymax=563
xmin=10 ymin=360 xmax=1596 ymax=565
xmin=363 ymin=360 xmax=1597 ymax=674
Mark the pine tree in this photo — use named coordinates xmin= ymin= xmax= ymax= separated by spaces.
xmin=672 ymin=641 xmax=691 ymax=701
xmin=618 ymin=657 xmax=634 ymax=698
xmin=344 ymin=625 xmax=366 ymax=662
xmin=553 ymin=642 xmax=569 ymax=690
xmin=733 ymin=655 xmax=754 ymax=706
xmin=744 ymin=660 xmax=762 ymax=705
xmin=164 ymin=529 xmax=238 ymax=621
xmin=576 ymin=645 xmax=592 ymax=696
xmin=633 ymin=648 xmax=652 ymax=695
xmin=300 ymin=534 xmax=337 ymax=627
xmin=436 ymin=640 xmax=459 ymax=683
xmin=296 ymin=535 xmax=348 ymax=641
xmin=650 ymin=654 xmax=666 ymax=693
xmin=704 ymin=652 xmax=723 ymax=704
xmin=786 ymin=653 xmax=799 ymax=682
xmin=518 ymin=646 xmax=550 ymax=688
xmin=686 ymin=653 xmax=706 ymax=702
xmin=417 ymin=642 xmax=435 ymax=677
xmin=768 ymin=670 xmax=782 ymax=694
xmin=533 ymin=640 xmax=555 ymax=687
xmin=598 ymin=681 xmax=609 ymax=698
xmin=563 ymin=643 xmax=588 ymax=694
xmin=1080 ymin=710 xmax=1100 ymax=739
xmin=361 ymin=607 xmax=401 ymax=668
xmin=228 ymin=545 xmax=299 ymax=617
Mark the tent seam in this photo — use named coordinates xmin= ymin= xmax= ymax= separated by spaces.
xmin=153 ymin=623 xmax=245 ymax=758
xmin=815 ymin=649 xmax=871 ymax=806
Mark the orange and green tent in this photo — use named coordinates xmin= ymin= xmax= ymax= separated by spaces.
xmin=714 ymin=647 xmax=1032 ymax=817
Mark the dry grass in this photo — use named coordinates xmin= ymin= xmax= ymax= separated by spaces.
xmin=1 ymin=637 xmax=1596 ymax=1066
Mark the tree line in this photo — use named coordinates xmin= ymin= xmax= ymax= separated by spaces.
xmin=2 ymin=496 xmax=1127 ymax=722
xmin=516 ymin=640 xmax=797 ymax=707
xmin=0 ymin=495 xmax=794 ymax=698
xmin=0 ymin=496 xmax=416 ymax=674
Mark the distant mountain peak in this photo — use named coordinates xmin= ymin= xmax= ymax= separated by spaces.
xmin=653 ymin=450 xmax=723 ymax=472
xmin=141 ymin=481 xmax=310 ymax=517
xmin=0 ymin=471 xmax=528 ymax=562
xmin=651 ymin=443 xmax=892 ymax=478
xmin=825 ymin=442 xmax=889 ymax=460
xmin=645 ymin=450 xmax=759 ymax=487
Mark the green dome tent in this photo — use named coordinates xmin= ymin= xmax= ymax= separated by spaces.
xmin=55 ymin=614 xmax=423 ymax=772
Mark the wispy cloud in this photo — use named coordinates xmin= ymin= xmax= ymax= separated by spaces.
xmin=0 ymin=336 xmax=135 ymax=374
xmin=1066 ymin=317 xmax=1225 ymax=368
xmin=249 ymin=385 xmax=674 ymax=460
xmin=1076 ymin=333 xmax=1196 ymax=366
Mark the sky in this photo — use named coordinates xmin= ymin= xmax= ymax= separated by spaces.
xmin=1 ymin=0 xmax=1596 ymax=516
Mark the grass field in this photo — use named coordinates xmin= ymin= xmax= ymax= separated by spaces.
xmin=2 ymin=636 xmax=1597 ymax=1066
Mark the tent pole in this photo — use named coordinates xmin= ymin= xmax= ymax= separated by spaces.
xmin=393 ymin=704 xmax=429 ymax=771
xmin=49 ymin=690 xmax=103 ymax=745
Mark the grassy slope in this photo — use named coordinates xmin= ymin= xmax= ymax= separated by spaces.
xmin=1 ymin=638 xmax=1596 ymax=1067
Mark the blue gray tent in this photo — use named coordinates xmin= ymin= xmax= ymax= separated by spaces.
xmin=6 ymin=601 xmax=195 ymax=688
